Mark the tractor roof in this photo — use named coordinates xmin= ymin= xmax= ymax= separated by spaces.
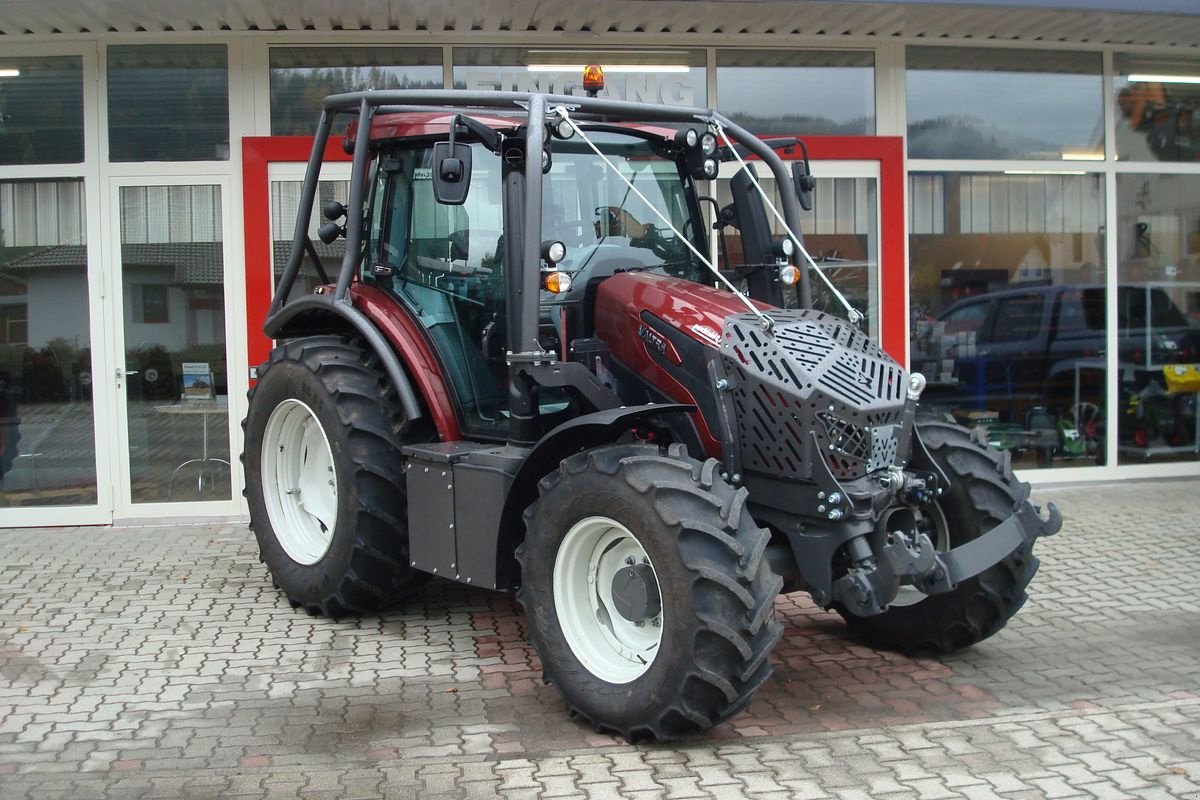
xmin=347 ymin=109 xmax=678 ymax=147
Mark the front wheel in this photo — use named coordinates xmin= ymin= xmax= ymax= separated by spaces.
xmin=517 ymin=443 xmax=783 ymax=742
xmin=243 ymin=336 xmax=427 ymax=617
xmin=837 ymin=421 xmax=1041 ymax=653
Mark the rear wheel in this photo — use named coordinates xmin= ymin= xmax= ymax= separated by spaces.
xmin=243 ymin=336 xmax=427 ymax=616
xmin=837 ymin=421 xmax=1040 ymax=653
xmin=517 ymin=443 xmax=783 ymax=741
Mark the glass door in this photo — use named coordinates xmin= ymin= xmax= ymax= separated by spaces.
xmin=107 ymin=177 xmax=238 ymax=514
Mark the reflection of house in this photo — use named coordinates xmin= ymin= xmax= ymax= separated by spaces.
xmin=5 ymin=242 xmax=225 ymax=352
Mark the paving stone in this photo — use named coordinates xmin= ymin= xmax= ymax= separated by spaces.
xmin=0 ymin=484 xmax=1197 ymax=799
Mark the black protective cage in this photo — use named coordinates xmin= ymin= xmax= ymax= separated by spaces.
xmin=266 ymin=90 xmax=812 ymax=441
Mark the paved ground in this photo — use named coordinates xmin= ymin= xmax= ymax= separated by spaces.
xmin=1 ymin=478 xmax=1199 ymax=799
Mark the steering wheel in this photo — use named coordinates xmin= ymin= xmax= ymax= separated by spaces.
xmin=635 ymin=225 xmax=688 ymax=263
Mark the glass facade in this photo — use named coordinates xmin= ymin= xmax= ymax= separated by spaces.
xmin=908 ymin=172 xmax=1107 ymax=468
xmin=1115 ymin=174 xmax=1200 ymax=464
xmin=907 ymin=48 xmax=1104 ymax=161
xmin=1 ymin=34 xmax=1198 ymax=525
xmin=715 ymin=50 xmax=875 ymax=136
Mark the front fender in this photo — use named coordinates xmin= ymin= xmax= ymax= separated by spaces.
xmin=492 ymin=403 xmax=695 ymax=589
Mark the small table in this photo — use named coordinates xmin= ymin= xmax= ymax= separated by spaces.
xmin=155 ymin=399 xmax=230 ymax=498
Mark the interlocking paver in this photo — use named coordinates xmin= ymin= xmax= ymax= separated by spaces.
xmin=0 ymin=481 xmax=1198 ymax=798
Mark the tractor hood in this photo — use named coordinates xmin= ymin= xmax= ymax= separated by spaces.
xmin=594 ymin=271 xmax=771 ymax=352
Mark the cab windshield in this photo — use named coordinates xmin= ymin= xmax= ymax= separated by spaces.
xmin=543 ymin=130 xmax=707 ymax=284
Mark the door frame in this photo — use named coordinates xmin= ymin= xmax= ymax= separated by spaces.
xmin=243 ymin=137 xmax=352 ymax=375
xmin=104 ymin=173 xmax=243 ymax=520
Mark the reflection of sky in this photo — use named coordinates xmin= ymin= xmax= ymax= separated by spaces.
xmin=908 ymin=70 xmax=1103 ymax=152
xmin=715 ymin=67 xmax=874 ymax=125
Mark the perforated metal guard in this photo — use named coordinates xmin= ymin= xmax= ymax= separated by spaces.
xmin=721 ymin=310 xmax=909 ymax=481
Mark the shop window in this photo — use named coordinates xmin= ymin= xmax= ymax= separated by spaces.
xmin=453 ymin=48 xmax=706 ymax=106
xmin=0 ymin=177 xmax=98 ymax=505
xmin=107 ymin=45 xmax=229 ymax=162
xmin=0 ymin=55 xmax=84 ymax=165
xmin=909 ymin=171 xmax=1106 ymax=469
xmin=715 ymin=50 xmax=874 ymax=136
xmin=1115 ymin=173 xmax=1200 ymax=465
xmin=1114 ymin=55 xmax=1200 ymax=163
xmin=269 ymin=47 xmax=443 ymax=136
xmin=907 ymin=47 xmax=1103 ymax=161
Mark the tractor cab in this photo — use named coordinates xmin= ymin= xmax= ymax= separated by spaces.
xmin=304 ymin=96 xmax=794 ymax=443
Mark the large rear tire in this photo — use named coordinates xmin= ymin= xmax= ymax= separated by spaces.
xmin=837 ymin=421 xmax=1040 ymax=653
xmin=243 ymin=336 xmax=427 ymax=616
xmin=517 ymin=443 xmax=783 ymax=741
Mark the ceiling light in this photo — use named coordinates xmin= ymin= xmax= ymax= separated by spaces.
xmin=1127 ymin=74 xmax=1200 ymax=85
xmin=1061 ymin=150 xmax=1104 ymax=161
xmin=0 ymin=69 xmax=20 ymax=78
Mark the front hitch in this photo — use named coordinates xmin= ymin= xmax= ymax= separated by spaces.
xmin=914 ymin=499 xmax=1062 ymax=594
xmin=832 ymin=497 xmax=1062 ymax=616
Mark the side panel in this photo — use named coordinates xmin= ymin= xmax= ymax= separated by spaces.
xmin=595 ymin=272 xmax=762 ymax=458
xmin=352 ymin=284 xmax=462 ymax=441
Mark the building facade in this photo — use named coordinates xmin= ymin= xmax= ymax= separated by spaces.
xmin=0 ymin=0 xmax=1198 ymax=526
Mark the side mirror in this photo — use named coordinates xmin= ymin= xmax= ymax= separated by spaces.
xmin=432 ymin=141 xmax=472 ymax=205
xmin=317 ymin=221 xmax=344 ymax=244
xmin=433 ymin=116 xmax=472 ymax=205
xmin=791 ymin=160 xmax=815 ymax=212
xmin=323 ymin=200 xmax=347 ymax=221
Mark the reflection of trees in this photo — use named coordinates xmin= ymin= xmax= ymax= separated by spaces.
xmin=908 ymin=115 xmax=1054 ymax=160
xmin=730 ymin=114 xmax=872 ymax=136
xmin=270 ymin=67 xmax=443 ymax=135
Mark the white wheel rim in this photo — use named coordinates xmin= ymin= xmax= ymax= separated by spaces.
xmin=553 ymin=516 xmax=663 ymax=684
xmin=261 ymin=399 xmax=338 ymax=566
xmin=890 ymin=501 xmax=951 ymax=608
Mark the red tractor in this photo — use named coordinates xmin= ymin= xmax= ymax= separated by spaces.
xmin=243 ymin=80 xmax=1061 ymax=741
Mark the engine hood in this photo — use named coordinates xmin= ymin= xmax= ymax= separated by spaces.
xmin=594 ymin=271 xmax=773 ymax=351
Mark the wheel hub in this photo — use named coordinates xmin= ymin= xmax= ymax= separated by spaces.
xmin=610 ymin=563 xmax=662 ymax=622
xmin=261 ymin=399 xmax=338 ymax=566
xmin=553 ymin=516 xmax=664 ymax=683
